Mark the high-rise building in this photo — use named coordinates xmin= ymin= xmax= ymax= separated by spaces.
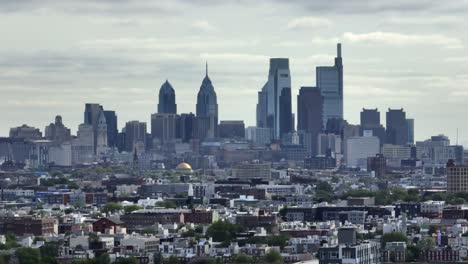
xmin=360 ymin=108 xmax=385 ymax=145
xmin=72 ymin=123 xmax=94 ymax=164
xmin=416 ymin=135 xmax=464 ymax=167
xmin=95 ymin=111 xmax=108 ymax=155
xmin=297 ymin=87 xmax=323 ymax=156
xmin=84 ymin=103 xmax=108 ymax=154
xmin=151 ymin=113 xmax=177 ymax=143
xmin=178 ymin=113 xmax=195 ymax=143
xmin=104 ymin=111 xmax=118 ymax=148
xmin=9 ymin=125 xmax=42 ymax=140
xmin=124 ymin=121 xmax=147 ymax=152
xmin=406 ymin=118 xmax=414 ymax=144
xmin=447 ymin=160 xmax=468 ymax=193
xmin=386 ymin=108 xmax=408 ymax=145
xmin=196 ymin=64 xmax=218 ymax=139
xmin=158 ymin=80 xmax=177 ymax=114
xmin=245 ymin=126 xmax=272 ymax=147
xmin=219 ymin=121 xmax=245 ymax=139
xmin=317 ymin=43 xmax=343 ymax=128
xmin=45 ymin=115 xmax=71 ymax=143
xmin=256 ymin=58 xmax=293 ymax=140
xmin=367 ymin=154 xmax=386 ymax=178
xmin=346 ymin=135 xmax=380 ymax=169
xmin=318 ymin=133 xmax=341 ymax=157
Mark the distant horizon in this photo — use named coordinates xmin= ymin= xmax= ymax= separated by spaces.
xmin=1 ymin=0 xmax=467 ymax=146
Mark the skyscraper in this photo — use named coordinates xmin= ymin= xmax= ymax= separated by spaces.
xmin=406 ymin=119 xmax=414 ymax=145
xmin=386 ymin=108 xmax=408 ymax=145
xmin=45 ymin=115 xmax=71 ymax=143
xmin=196 ymin=64 xmax=218 ymax=139
xmin=151 ymin=113 xmax=177 ymax=143
xmin=104 ymin=110 xmax=118 ymax=148
xmin=84 ymin=103 xmax=108 ymax=154
xmin=178 ymin=113 xmax=195 ymax=143
xmin=256 ymin=58 xmax=293 ymax=140
xmin=316 ymin=43 xmax=343 ymax=128
xmin=297 ymin=87 xmax=323 ymax=156
xmin=219 ymin=121 xmax=245 ymax=139
xmin=360 ymin=108 xmax=385 ymax=145
xmin=124 ymin=121 xmax=147 ymax=152
xmin=158 ymin=80 xmax=177 ymax=114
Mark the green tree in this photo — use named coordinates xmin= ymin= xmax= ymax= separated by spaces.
xmin=16 ymin=248 xmax=41 ymax=264
xmin=206 ymin=221 xmax=244 ymax=243
xmin=39 ymin=241 xmax=59 ymax=264
xmin=381 ymin=232 xmax=407 ymax=247
xmin=102 ymin=202 xmax=123 ymax=213
xmin=279 ymin=206 xmax=287 ymax=218
xmin=232 ymin=254 xmax=254 ymax=264
xmin=417 ymin=237 xmax=436 ymax=252
xmin=95 ymin=254 xmax=111 ymax=264
xmin=259 ymin=251 xmax=283 ymax=264
xmin=406 ymin=244 xmax=420 ymax=262
xmin=0 ymin=232 xmax=20 ymax=249
xmin=114 ymin=257 xmax=138 ymax=264
xmin=155 ymin=200 xmax=177 ymax=209
xmin=124 ymin=205 xmax=143 ymax=213
xmin=164 ymin=256 xmax=181 ymax=264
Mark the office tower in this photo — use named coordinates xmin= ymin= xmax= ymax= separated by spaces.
xmin=178 ymin=113 xmax=195 ymax=143
xmin=245 ymin=126 xmax=272 ymax=147
xmin=151 ymin=113 xmax=177 ymax=143
xmin=325 ymin=118 xmax=344 ymax=136
xmin=219 ymin=121 xmax=245 ymax=139
xmin=367 ymin=154 xmax=386 ymax=178
xmin=317 ymin=43 xmax=343 ymax=128
xmin=45 ymin=115 xmax=71 ymax=143
xmin=360 ymin=108 xmax=386 ymax=145
xmin=386 ymin=108 xmax=408 ymax=145
xmin=72 ymin=124 xmax=94 ymax=164
xmin=192 ymin=116 xmax=212 ymax=140
xmin=95 ymin=111 xmax=108 ymax=155
xmin=346 ymin=135 xmax=380 ymax=169
xmin=84 ymin=103 xmax=108 ymax=154
xmin=406 ymin=119 xmax=414 ymax=144
xmin=447 ymin=160 xmax=468 ymax=193
xmin=196 ymin=64 xmax=218 ymax=139
xmin=124 ymin=121 xmax=147 ymax=152
xmin=104 ymin=111 xmax=118 ymax=148
xmin=297 ymin=87 xmax=323 ymax=156
xmin=382 ymin=144 xmax=413 ymax=168
xmin=256 ymin=58 xmax=293 ymax=140
xmin=416 ymin=135 xmax=464 ymax=167
xmin=318 ymin=133 xmax=341 ymax=157
xmin=158 ymin=80 xmax=177 ymax=114
xmin=9 ymin=125 xmax=42 ymax=140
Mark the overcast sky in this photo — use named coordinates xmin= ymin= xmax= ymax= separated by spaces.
xmin=1 ymin=0 xmax=468 ymax=145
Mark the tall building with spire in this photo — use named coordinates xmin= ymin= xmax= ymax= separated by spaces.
xmin=316 ymin=43 xmax=343 ymax=128
xmin=158 ymin=80 xmax=177 ymax=114
xmin=256 ymin=58 xmax=293 ymax=140
xmin=195 ymin=63 xmax=218 ymax=139
xmin=84 ymin=103 xmax=108 ymax=154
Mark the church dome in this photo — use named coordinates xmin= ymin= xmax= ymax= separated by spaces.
xmin=176 ymin=162 xmax=192 ymax=171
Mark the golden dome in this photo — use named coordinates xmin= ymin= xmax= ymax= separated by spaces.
xmin=176 ymin=162 xmax=192 ymax=170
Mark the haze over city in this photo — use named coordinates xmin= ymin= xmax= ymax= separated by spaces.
xmin=1 ymin=0 xmax=467 ymax=145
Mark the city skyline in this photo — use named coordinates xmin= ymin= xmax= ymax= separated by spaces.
xmin=1 ymin=0 xmax=467 ymax=145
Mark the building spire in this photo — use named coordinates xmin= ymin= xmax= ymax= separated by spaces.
xmin=206 ymin=61 xmax=208 ymax=76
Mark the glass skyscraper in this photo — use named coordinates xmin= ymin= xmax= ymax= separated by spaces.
xmin=256 ymin=58 xmax=293 ymax=140
xmin=316 ymin=43 xmax=343 ymax=128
